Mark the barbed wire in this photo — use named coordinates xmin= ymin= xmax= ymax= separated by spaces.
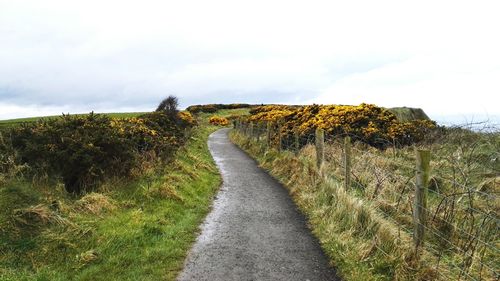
xmin=424 ymin=245 xmax=483 ymax=281
xmin=379 ymin=192 xmax=499 ymax=278
xmin=420 ymin=223 xmax=498 ymax=279
xmin=235 ymin=122 xmax=499 ymax=280
xmin=425 ymin=183 xmax=500 ymax=224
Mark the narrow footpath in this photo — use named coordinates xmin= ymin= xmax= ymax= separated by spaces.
xmin=178 ymin=128 xmax=340 ymax=281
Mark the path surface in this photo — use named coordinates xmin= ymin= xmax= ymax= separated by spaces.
xmin=178 ymin=129 xmax=339 ymax=281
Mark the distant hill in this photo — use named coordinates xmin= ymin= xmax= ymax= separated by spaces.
xmin=388 ymin=107 xmax=430 ymax=121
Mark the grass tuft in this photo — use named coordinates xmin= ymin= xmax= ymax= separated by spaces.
xmin=74 ymin=193 xmax=117 ymax=215
xmin=230 ymin=130 xmax=441 ymax=281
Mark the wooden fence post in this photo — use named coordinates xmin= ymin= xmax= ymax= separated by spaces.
xmin=315 ymin=128 xmax=324 ymax=169
xmin=414 ymin=149 xmax=430 ymax=251
xmin=344 ymin=136 xmax=351 ymax=189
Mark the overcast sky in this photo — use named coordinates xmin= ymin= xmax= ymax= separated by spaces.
xmin=1 ymin=0 xmax=499 ymax=124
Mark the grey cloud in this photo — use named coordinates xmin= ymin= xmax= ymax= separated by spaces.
xmin=2 ymin=1 xmax=498 ymax=120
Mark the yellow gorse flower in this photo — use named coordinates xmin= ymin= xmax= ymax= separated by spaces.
xmin=243 ymin=104 xmax=436 ymax=148
xmin=209 ymin=116 xmax=229 ymax=126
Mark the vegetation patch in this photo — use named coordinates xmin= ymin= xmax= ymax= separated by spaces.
xmin=242 ymin=104 xmax=436 ymax=148
xmin=0 ymin=100 xmax=226 ymax=280
xmin=186 ymin=103 xmax=252 ymax=114
xmin=0 ymin=118 xmax=222 ymax=281
xmin=2 ymin=107 xmax=194 ymax=194
xmin=208 ymin=116 xmax=230 ymax=126
xmin=230 ymin=121 xmax=499 ymax=280
xmin=230 ymin=131 xmax=429 ymax=280
xmin=0 ymin=112 xmax=146 ymax=130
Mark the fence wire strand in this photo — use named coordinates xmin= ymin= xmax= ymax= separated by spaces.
xmin=235 ymin=121 xmax=498 ymax=280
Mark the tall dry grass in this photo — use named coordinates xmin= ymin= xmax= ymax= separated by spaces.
xmin=231 ymin=124 xmax=499 ymax=280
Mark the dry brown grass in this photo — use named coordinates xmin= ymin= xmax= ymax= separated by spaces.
xmin=153 ymin=182 xmax=183 ymax=201
xmin=13 ymin=204 xmax=74 ymax=228
xmin=74 ymin=193 xmax=116 ymax=215
xmin=76 ymin=250 xmax=99 ymax=267
xmin=231 ymin=131 xmax=449 ymax=280
xmin=232 ymin=124 xmax=500 ymax=280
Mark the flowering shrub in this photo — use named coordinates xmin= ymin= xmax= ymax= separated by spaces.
xmin=0 ymin=132 xmax=21 ymax=179
xmin=188 ymin=105 xmax=218 ymax=114
xmin=178 ymin=111 xmax=196 ymax=126
xmin=9 ymin=111 xmax=194 ymax=194
xmin=209 ymin=116 xmax=229 ymax=126
xmin=248 ymin=105 xmax=296 ymax=115
xmin=387 ymin=120 xmax=437 ymax=146
xmin=243 ymin=104 xmax=436 ymax=148
xmin=187 ymin=104 xmax=252 ymax=114
xmin=248 ymin=105 xmax=296 ymax=122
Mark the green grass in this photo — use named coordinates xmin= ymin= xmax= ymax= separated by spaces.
xmin=0 ymin=112 xmax=146 ymax=129
xmin=0 ymin=115 xmax=224 ymax=280
xmin=0 ymin=109 xmax=249 ymax=129
xmin=215 ymin=108 xmax=251 ymax=117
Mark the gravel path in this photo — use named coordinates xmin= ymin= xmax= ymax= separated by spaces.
xmin=177 ymin=128 xmax=340 ymax=281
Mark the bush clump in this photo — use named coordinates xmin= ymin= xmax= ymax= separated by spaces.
xmin=0 ymin=132 xmax=22 ymax=180
xmin=243 ymin=104 xmax=437 ymax=148
xmin=187 ymin=103 xmax=252 ymax=114
xmin=209 ymin=116 xmax=229 ymax=126
xmin=8 ymin=110 xmax=194 ymax=194
xmin=178 ymin=111 xmax=196 ymax=126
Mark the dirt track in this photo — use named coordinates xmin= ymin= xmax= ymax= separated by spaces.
xmin=177 ymin=128 xmax=339 ymax=281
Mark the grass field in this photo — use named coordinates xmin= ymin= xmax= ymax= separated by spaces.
xmin=0 ymin=112 xmax=146 ymax=129
xmin=0 ymin=112 xmax=233 ymax=280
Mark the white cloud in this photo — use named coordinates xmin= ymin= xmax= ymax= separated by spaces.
xmin=0 ymin=0 xmax=499 ymax=121
xmin=312 ymin=54 xmax=500 ymax=116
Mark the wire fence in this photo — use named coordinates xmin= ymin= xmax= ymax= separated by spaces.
xmin=234 ymin=120 xmax=499 ymax=281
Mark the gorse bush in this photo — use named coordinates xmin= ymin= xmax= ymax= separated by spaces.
xmin=10 ymin=113 xmax=136 ymax=193
xmin=136 ymin=111 xmax=194 ymax=156
xmin=9 ymin=111 xmax=194 ymax=194
xmin=243 ymin=104 xmax=437 ymax=148
xmin=0 ymin=132 xmax=21 ymax=180
xmin=387 ymin=119 xmax=438 ymax=146
xmin=209 ymin=116 xmax=229 ymax=126
xmin=248 ymin=105 xmax=297 ymax=116
xmin=187 ymin=103 xmax=251 ymax=114
xmin=178 ymin=111 xmax=196 ymax=126
xmin=187 ymin=105 xmax=218 ymax=114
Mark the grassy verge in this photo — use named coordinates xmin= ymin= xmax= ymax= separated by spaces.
xmin=230 ymin=130 xmax=442 ymax=281
xmin=0 ymin=119 xmax=222 ymax=280
xmin=0 ymin=112 xmax=146 ymax=129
